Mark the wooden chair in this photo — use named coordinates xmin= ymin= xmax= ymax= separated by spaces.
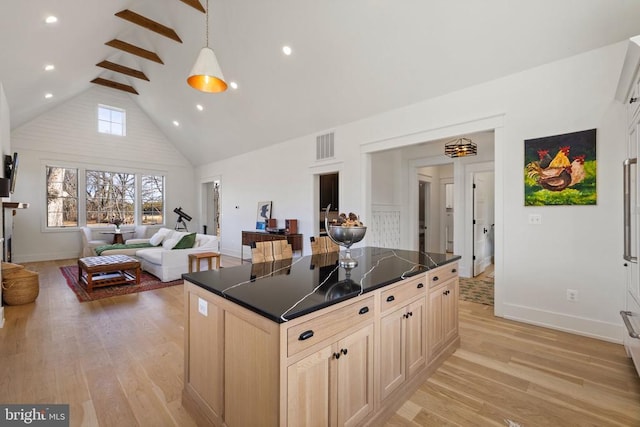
xmin=310 ymin=235 xmax=339 ymax=254
xmin=251 ymin=240 xmax=293 ymax=263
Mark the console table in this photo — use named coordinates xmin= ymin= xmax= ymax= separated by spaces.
xmin=241 ymin=230 xmax=303 ymax=262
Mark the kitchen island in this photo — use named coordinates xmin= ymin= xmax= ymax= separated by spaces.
xmin=182 ymin=246 xmax=460 ymax=427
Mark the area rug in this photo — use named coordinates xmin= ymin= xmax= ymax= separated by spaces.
xmin=60 ymin=265 xmax=183 ymax=302
xmin=459 ymin=276 xmax=494 ymax=306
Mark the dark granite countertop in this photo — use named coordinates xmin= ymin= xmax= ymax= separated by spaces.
xmin=183 ymin=246 xmax=460 ymax=323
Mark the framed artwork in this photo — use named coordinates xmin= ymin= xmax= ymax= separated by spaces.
xmin=256 ymin=201 xmax=272 ymax=230
xmin=524 ymin=129 xmax=596 ymax=206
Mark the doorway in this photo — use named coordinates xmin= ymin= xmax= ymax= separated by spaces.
xmin=416 ymin=164 xmax=453 ymax=254
xmin=418 ymin=180 xmax=430 ymax=252
xmin=472 ymin=171 xmax=495 ymax=277
xmin=203 ymin=180 xmax=220 ymax=236
xmin=319 ymin=172 xmax=339 ymax=234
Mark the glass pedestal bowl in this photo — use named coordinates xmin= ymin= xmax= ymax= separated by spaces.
xmin=326 ymin=224 xmax=367 ymax=269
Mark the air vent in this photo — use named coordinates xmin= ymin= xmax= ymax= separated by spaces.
xmin=316 ymin=132 xmax=334 ymax=160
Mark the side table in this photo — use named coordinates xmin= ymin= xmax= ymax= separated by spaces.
xmin=188 ymin=252 xmax=221 ymax=273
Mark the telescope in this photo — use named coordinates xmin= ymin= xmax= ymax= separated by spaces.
xmin=174 ymin=207 xmax=192 ymax=231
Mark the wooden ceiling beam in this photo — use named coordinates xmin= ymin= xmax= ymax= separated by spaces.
xmin=115 ymin=9 xmax=182 ymax=43
xmin=91 ymin=77 xmax=139 ymax=95
xmin=179 ymin=0 xmax=205 ymax=13
xmin=105 ymin=39 xmax=164 ymax=64
xmin=96 ymin=60 xmax=149 ymax=81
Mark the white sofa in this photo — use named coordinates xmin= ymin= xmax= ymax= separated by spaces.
xmin=99 ymin=228 xmax=219 ymax=282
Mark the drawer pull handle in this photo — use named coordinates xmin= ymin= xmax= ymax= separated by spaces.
xmin=333 ymin=352 xmax=341 ymax=359
xmin=631 ymin=97 xmax=638 ymax=104
xmin=341 ymin=348 xmax=348 ymax=356
xmin=621 ymin=311 xmax=640 ymax=339
xmin=298 ymin=330 xmax=314 ymax=341
xmin=359 ymin=306 xmax=369 ymax=315
xmin=452 ymin=268 xmax=457 ymax=273
xmin=417 ymin=283 xmax=424 ymax=289
xmin=386 ymin=295 xmax=395 ymax=302
xmin=432 ymin=276 xmax=439 ymax=281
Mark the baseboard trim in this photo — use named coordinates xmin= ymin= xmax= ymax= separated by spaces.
xmin=502 ymin=303 xmax=624 ymax=344
xmin=12 ymin=251 xmax=80 ymax=263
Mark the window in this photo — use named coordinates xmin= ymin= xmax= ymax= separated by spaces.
xmin=86 ymin=170 xmax=135 ymax=226
xmin=141 ymin=175 xmax=164 ymax=225
xmin=46 ymin=166 xmax=78 ymax=227
xmin=98 ymin=104 xmax=126 ymax=136
xmin=46 ymin=165 xmax=165 ymax=229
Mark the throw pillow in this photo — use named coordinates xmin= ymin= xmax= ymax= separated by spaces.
xmin=162 ymin=237 xmax=180 ymax=249
xmin=173 ymin=232 xmax=197 ymax=250
xmin=149 ymin=228 xmax=173 ymax=246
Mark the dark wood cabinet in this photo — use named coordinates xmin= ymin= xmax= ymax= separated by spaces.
xmin=320 ymin=173 xmax=339 ymax=211
xmin=241 ymin=231 xmax=303 ymax=261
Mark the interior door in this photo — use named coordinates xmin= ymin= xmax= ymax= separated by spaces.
xmin=473 ymin=172 xmax=494 ymax=276
xmin=418 ymin=181 xmax=430 ymax=252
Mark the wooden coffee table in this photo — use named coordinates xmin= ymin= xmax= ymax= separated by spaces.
xmin=78 ymin=255 xmax=141 ymax=292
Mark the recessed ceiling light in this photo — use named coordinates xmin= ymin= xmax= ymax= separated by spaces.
xmin=196 ymin=104 xmax=204 ymax=111
xmin=44 ymin=64 xmax=55 ymax=71
xmin=44 ymin=93 xmax=53 ymax=99
xmin=45 ymin=16 xmax=58 ymax=24
xmin=282 ymin=46 xmax=292 ymax=56
xmin=173 ymin=120 xmax=180 ymax=127
xmin=229 ymin=81 xmax=238 ymax=90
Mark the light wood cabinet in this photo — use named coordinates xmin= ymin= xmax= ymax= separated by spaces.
xmin=288 ymin=324 xmax=374 ymax=427
xmin=428 ymin=277 xmax=458 ymax=360
xmin=183 ymin=262 xmax=459 ymax=427
xmin=379 ymin=275 xmax=427 ymax=402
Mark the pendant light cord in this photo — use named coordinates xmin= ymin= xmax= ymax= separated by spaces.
xmin=205 ymin=0 xmax=210 ymax=48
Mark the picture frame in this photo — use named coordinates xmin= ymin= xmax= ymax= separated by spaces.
xmin=256 ymin=201 xmax=272 ymax=230
xmin=524 ymin=129 xmax=597 ymax=206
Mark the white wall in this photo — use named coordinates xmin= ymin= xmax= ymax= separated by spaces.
xmin=198 ymin=40 xmax=628 ymax=342
xmin=10 ymin=86 xmax=196 ymax=262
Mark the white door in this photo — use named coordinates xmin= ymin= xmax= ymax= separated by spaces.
xmin=473 ymin=172 xmax=494 ymax=276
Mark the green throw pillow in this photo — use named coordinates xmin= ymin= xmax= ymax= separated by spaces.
xmin=173 ymin=232 xmax=196 ymax=249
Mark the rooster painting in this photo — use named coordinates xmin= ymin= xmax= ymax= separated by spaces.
xmin=524 ymin=129 xmax=596 ymax=206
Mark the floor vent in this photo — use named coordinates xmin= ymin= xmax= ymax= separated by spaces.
xmin=316 ymin=132 xmax=334 ymax=160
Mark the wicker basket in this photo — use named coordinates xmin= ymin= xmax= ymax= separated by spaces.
xmin=2 ymin=261 xmax=25 ymax=277
xmin=2 ymin=269 xmax=39 ymax=305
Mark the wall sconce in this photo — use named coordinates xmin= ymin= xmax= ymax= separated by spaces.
xmin=445 ymin=137 xmax=477 ymax=158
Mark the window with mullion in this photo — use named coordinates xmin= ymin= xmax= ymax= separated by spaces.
xmin=46 ymin=166 xmax=78 ymax=227
xmin=85 ymin=170 xmax=135 ymax=226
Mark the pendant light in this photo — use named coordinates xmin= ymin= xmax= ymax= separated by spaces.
xmin=445 ymin=137 xmax=477 ymax=158
xmin=187 ymin=0 xmax=227 ymax=93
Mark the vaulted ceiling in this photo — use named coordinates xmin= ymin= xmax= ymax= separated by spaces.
xmin=2 ymin=1 xmax=640 ymax=166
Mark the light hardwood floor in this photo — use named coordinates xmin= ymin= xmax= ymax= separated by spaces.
xmin=1 ymin=258 xmax=639 ymax=427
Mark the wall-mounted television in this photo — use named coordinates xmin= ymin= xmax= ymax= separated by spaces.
xmin=4 ymin=152 xmax=18 ymax=194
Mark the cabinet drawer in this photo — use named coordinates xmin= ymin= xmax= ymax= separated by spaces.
xmin=428 ymin=263 xmax=458 ymax=288
xmin=287 ymin=296 xmax=374 ymax=357
xmin=380 ymin=275 xmax=426 ymax=312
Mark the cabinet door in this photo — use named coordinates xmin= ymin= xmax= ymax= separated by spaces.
xmin=337 ymin=324 xmax=374 ymax=427
xmin=380 ymin=306 xmax=405 ymax=400
xmin=428 ymin=287 xmax=444 ymax=359
xmin=287 ymin=345 xmax=333 ymax=427
xmin=405 ymin=297 xmax=427 ymax=377
xmin=630 ymin=122 xmax=640 ymax=302
xmin=443 ymin=279 xmax=458 ymax=343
